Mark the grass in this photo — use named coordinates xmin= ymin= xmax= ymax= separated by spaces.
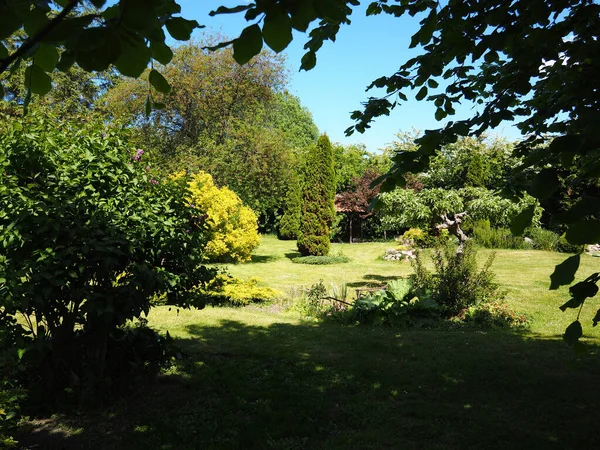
xmin=17 ymin=236 xmax=600 ymax=449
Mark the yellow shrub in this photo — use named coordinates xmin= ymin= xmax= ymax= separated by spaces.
xmin=187 ymin=171 xmax=260 ymax=263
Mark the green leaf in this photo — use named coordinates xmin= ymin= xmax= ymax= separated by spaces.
xmin=565 ymin=220 xmax=600 ymax=245
xmin=435 ymin=108 xmax=446 ymax=121
xmin=0 ymin=42 xmax=8 ymax=59
xmin=262 ymin=13 xmax=293 ymax=53
xmin=556 ymin=198 xmax=600 ymax=224
xmin=563 ymin=320 xmax=583 ymax=345
xmin=510 ymin=205 xmax=535 ymax=236
xmin=528 ymin=168 xmax=559 ymax=200
xmin=74 ymin=26 xmax=123 ymax=72
xmin=210 ymin=5 xmax=251 ymax=16
xmin=145 ymin=95 xmax=152 ymax=117
xmin=149 ymin=69 xmax=171 ymax=94
xmin=56 ymin=50 xmax=76 ymax=72
xmin=592 ymin=309 xmax=600 ymax=327
xmin=34 ymin=43 xmax=60 ymax=71
xmin=25 ymin=65 xmax=52 ymax=96
xmin=166 ymin=17 xmax=200 ymax=41
xmin=301 ymin=51 xmax=317 ymax=70
xmin=150 ymin=40 xmax=173 ymax=65
xmin=115 ymin=34 xmax=150 ymax=78
xmin=428 ymin=79 xmax=439 ymax=88
xmin=415 ymin=86 xmax=428 ymax=100
xmin=549 ymin=254 xmax=580 ymax=290
xmin=233 ymin=24 xmax=263 ymax=65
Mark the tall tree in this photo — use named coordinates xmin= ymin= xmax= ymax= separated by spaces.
xmin=297 ymin=134 xmax=336 ymax=256
xmin=278 ymin=173 xmax=303 ymax=240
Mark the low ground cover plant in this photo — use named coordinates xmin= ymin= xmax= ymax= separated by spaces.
xmin=291 ymin=255 xmax=350 ymax=265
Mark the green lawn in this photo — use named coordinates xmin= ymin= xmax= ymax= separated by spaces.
xmin=18 ymin=236 xmax=600 ymax=449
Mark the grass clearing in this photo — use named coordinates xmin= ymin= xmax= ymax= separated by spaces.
xmin=18 ymin=236 xmax=600 ymax=449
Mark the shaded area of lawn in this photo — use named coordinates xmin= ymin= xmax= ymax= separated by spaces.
xmin=18 ymin=312 xmax=600 ymax=450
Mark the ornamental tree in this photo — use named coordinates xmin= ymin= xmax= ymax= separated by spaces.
xmin=297 ymin=134 xmax=336 ymax=256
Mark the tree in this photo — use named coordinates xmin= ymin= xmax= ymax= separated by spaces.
xmin=100 ymin=41 xmax=295 ymax=228
xmin=297 ymin=134 xmax=336 ymax=256
xmin=335 ymin=169 xmax=381 ymax=242
xmin=278 ymin=173 xmax=303 ymax=240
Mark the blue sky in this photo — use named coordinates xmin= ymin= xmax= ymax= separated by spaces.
xmin=177 ymin=1 xmax=522 ymax=152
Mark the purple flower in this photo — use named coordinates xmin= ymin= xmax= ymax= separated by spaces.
xmin=132 ymin=149 xmax=144 ymax=162
xmin=186 ymin=229 xmax=191 ymax=234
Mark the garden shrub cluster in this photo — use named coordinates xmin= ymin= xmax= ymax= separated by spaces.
xmin=203 ymin=274 xmax=280 ymax=306
xmin=184 ymin=171 xmax=260 ymax=263
xmin=0 ymin=115 xmax=216 ymax=405
xmin=472 ymin=220 xmax=530 ymax=249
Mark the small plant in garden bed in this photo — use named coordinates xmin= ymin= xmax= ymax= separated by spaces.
xmin=291 ymin=255 xmax=350 ymax=265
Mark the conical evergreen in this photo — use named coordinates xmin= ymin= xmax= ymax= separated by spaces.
xmin=297 ymin=134 xmax=336 ymax=256
xmin=278 ymin=174 xmax=302 ymax=240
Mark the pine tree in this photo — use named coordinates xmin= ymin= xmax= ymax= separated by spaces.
xmin=278 ymin=174 xmax=303 ymax=240
xmin=297 ymin=134 xmax=336 ymax=256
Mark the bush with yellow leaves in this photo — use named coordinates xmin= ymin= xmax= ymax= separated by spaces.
xmin=185 ymin=171 xmax=260 ymax=263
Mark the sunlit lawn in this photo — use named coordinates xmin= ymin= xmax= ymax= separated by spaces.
xmin=18 ymin=236 xmax=600 ymax=449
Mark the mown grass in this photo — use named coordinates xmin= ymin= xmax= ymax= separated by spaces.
xmin=18 ymin=236 xmax=600 ymax=449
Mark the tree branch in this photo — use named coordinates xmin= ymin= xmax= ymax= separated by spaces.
xmin=0 ymin=0 xmax=82 ymax=75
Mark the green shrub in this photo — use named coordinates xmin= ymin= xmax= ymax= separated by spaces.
xmin=204 ymin=275 xmax=280 ymax=306
xmin=298 ymin=135 xmax=336 ymax=256
xmin=556 ymin=233 xmax=585 ymax=254
xmin=464 ymin=302 xmax=529 ymax=328
xmin=528 ymin=228 xmax=560 ymax=251
xmin=291 ymin=255 xmax=350 ymax=265
xmin=0 ymin=114 xmax=215 ymax=401
xmin=472 ymin=220 xmax=530 ymax=249
xmin=411 ymin=242 xmax=504 ymax=317
xmin=402 ymin=228 xmax=429 ymax=247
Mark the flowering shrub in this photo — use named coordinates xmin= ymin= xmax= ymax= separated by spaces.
xmin=0 ymin=114 xmax=215 ymax=399
xmin=185 ymin=171 xmax=260 ymax=263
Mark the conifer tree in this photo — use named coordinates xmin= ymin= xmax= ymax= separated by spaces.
xmin=297 ymin=134 xmax=336 ymax=256
xmin=278 ymin=174 xmax=303 ymax=240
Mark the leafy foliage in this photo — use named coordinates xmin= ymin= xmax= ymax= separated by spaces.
xmin=101 ymin=42 xmax=299 ymax=228
xmin=278 ymin=174 xmax=303 ymax=240
xmin=185 ymin=171 xmax=260 ymax=263
xmin=472 ymin=220 xmax=530 ymax=250
xmin=203 ymin=274 xmax=280 ymax=306
xmin=291 ymin=255 xmax=350 ymax=265
xmin=0 ymin=114 xmax=214 ymax=396
xmin=0 ymin=0 xmax=202 ymax=110
xmin=297 ymin=135 xmax=336 ymax=256
xmin=411 ymin=242 xmax=504 ymax=318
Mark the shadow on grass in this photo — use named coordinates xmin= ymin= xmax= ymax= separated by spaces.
xmin=285 ymin=251 xmax=301 ymax=260
xmin=18 ymin=319 xmax=600 ymax=450
xmin=249 ymin=254 xmax=280 ymax=264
